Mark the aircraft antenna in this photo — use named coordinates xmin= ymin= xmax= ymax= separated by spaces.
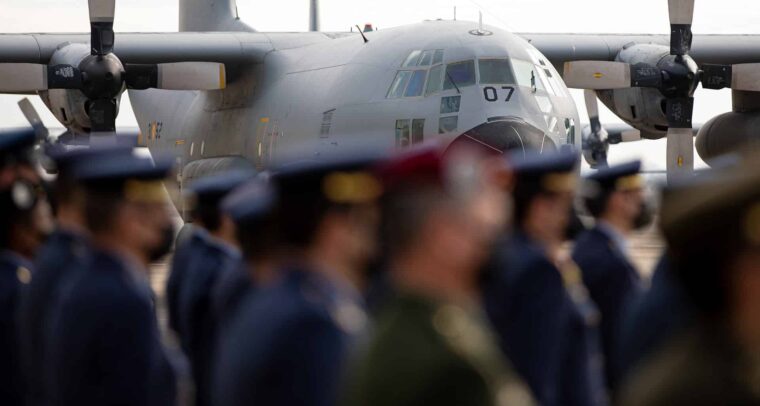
xmin=355 ymin=25 xmax=369 ymax=43
xmin=309 ymin=0 xmax=320 ymax=32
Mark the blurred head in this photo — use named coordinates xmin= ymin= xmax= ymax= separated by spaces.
xmin=186 ymin=170 xmax=254 ymax=245
xmin=75 ymin=154 xmax=174 ymax=266
xmin=272 ymin=154 xmax=385 ymax=283
xmin=45 ymin=144 xmax=133 ymax=231
xmin=0 ymin=128 xmax=54 ymax=259
xmin=380 ymin=144 xmax=509 ymax=297
xmin=84 ymin=179 xmax=174 ymax=265
xmin=582 ymin=161 xmax=651 ymax=232
xmin=511 ymin=150 xmax=580 ymax=246
xmin=222 ymin=178 xmax=279 ymax=273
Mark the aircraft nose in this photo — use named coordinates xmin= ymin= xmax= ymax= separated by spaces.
xmin=447 ymin=118 xmax=552 ymax=155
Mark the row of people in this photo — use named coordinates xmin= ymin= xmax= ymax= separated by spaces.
xmin=2 ymin=123 xmax=759 ymax=405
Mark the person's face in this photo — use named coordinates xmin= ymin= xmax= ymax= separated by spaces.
xmin=341 ymin=204 xmax=381 ymax=270
xmin=122 ymin=200 xmax=173 ymax=263
xmin=614 ymin=188 xmax=645 ymax=224
xmin=535 ymin=191 xmax=574 ymax=241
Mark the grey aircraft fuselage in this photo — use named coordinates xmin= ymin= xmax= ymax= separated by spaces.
xmin=129 ymin=20 xmax=580 ymax=213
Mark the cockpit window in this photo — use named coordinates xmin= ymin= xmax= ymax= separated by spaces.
xmin=402 ymin=49 xmax=445 ymax=68
xmin=433 ymin=50 xmax=444 ymax=65
xmin=387 ymin=71 xmax=412 ymax=98
xmin=425 ymin=64 xmax=443 ymax=96
xmin=405 ymin=70 xmax=427 ymax=97
xmin=478 ymin=59 xmax=515 ymax=85
xmin=444 ymin=60 xmax=476 ymax=90
xmin=403 ymin=51 xmax=422 ymax=67
xmin=512 ymin=59 xmax=546 ymax=92
xmin=418 ymin=50 xmax=435 ymax=66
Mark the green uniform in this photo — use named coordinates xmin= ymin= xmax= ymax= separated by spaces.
xmin=344 ymin=292 xmax=535 ymax=406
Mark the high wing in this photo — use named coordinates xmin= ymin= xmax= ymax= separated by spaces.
xmin=0 ymin=32 xmax=272 ymax=65
xmin=519 ymin=34 xmax=760 ymax=69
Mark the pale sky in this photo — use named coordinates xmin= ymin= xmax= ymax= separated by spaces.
xmin=2 ymin=0 xmax=759 ymax=169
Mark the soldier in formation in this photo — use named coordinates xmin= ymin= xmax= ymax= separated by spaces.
xmin=5 ymin=124 xmax=760 ymax=406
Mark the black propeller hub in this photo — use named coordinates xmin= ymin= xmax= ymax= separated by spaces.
xmin=658 ymin=54 xmax=700 ymax=98
xmin=79 ymin=53 xmax=124 ymax=100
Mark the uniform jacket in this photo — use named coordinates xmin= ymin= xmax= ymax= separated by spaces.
xmin=0 ymin=250 xmax=32 ymax=406
xmin=618 ymin=256 xmax=693 ymax=381
xmin=47 ymin=249 xmax=176 ymax=406
xmin=166 ymin=229 xmax=206 ymax=338
xmin=483 ymin=232 xmax=607 ymax=406
xmin=211 ymin=261 xmax=252 ymax=330
xmin=213 ymin=266 xmax=366 ymax=406
xmin=175 ymin=233 xmax=240 ymax=406
xmin=17 ymin=228 xmax=89 ymax=406
xmin=345 ymin=292 xmax=536 ymax=406
xmin=572 ymin=225 xmax=643 ymax=388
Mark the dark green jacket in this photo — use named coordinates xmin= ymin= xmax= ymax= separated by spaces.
xmin=344 ymin=293 xmax=535 ymax=406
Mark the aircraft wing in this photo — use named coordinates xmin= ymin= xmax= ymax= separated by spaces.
xmin=0 ymin=32 xmax=276 ymax=65
xmin=518 ymin=34 xmax=760 ymax=68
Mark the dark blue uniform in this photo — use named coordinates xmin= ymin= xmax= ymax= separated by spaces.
xmin=483 ymin=232 xmax=606 ymax=406
xmin=211 ymin=261 xmax=252 ymax=328
xmin=166 ymin=229 xmax=204 ymax=338
xmin=17 ymin=228 xmax=89 ymax=405
xmin=213 ymin=266 xmax=366 ymax=406
xmin=618 ymin=256 xmax=693 ymax=380
xmin=174 ymin=230 xmax=240 ymax=406
xmin=47 ymin=250 xmax=176 ymax=406
xmin=0 ymin=251 xmax=32 ymax=406
xmin=572 ymin=225 xmax=643 ymax=388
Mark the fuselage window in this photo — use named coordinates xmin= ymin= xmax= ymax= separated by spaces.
xmin=439 ymin=116 xmax=458 ymax=134
xmin=444 ymin=60 xmax=476 ymax=91
xmin=405 ymin=70 xmax=427 ymax=97
xmin=388 ymin=70 xmax=412 ymax=98
xmin=403 ymin=50 xmax=422 ymax=67
xmin=426 ymin=64 xmax=443 ymax=96
xmin=320 ymin=109 xmax=335 ymax=138
xmin=478 ymin=59 xmax=515 ymax=84
xmin=396 ymin=119 xmax=411 ymax=147
xmin=440 ymin=96 xmax=461 ymax=114
xmin=412 ymin=119 xmax=425 ymax=144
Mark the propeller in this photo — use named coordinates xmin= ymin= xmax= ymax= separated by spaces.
xmin=0 ymin=0 xmax=226 ymax=137
xmin=582 ymin=89 xmax=610 ymax=168
xmin=563 ymin=0 xmax=760 ymax=182
xmin=581 ymin=90 xmax=643 ymax=168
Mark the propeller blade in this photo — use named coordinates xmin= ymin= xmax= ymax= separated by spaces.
xmin=583 ymin=89 xmax=602 ymax=133
xmin=87 ymin=99 xmax=117 ymax=134
xmin=17 ymin=98 xmax=49 ymax=141
xmin=89 ymin=0 xmax=115 ymax=55
xmin=0 ymin=64 xmax=48 ymax=92
xmin=665 ymin=97 xmax=695 ymax=182
xmin=729 ymin=63 xmax=760 ymax=92
xmin=668 ymin=0 xmax=694 ymax=55
xmin=125 ymin=62 xmax=226 ymax=90
xmin=666 ymin=127 xmax=694 ymax=181
xmin=563 ymin=61 xmax=632 ymax=89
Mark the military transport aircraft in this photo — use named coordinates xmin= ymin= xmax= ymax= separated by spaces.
xmin=1 ymin=0 xmax=760 ymax=215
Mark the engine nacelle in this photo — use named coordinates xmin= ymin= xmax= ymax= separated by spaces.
xmin=596 ymin=43 xmax=673 ymax=140
xmin=37 ymin=43 xmax=122 ymax=135
xmin=696 ymin=111 xmax=760 ymax=163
